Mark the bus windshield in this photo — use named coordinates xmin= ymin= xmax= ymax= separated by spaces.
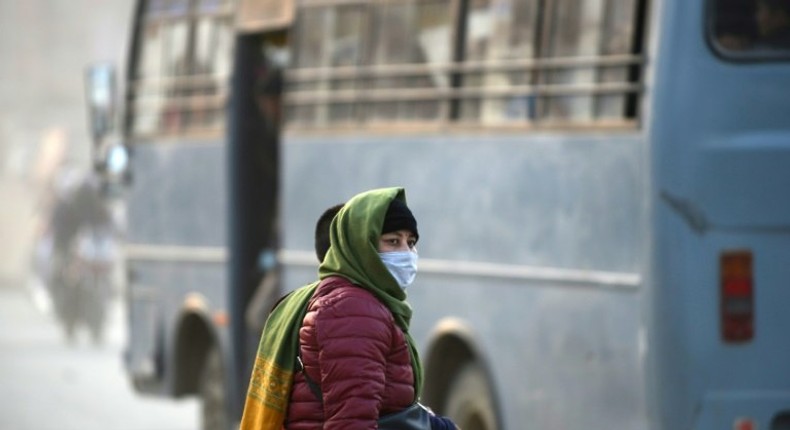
xmin=712 ymin=0 xmax=790 ymax=57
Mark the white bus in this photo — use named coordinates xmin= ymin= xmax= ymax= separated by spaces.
xmin=87 ymin=0 xmax=790 ymax=428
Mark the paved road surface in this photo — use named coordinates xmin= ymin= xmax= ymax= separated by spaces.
xmin=0 ymin=278 xmax=199 ymax=430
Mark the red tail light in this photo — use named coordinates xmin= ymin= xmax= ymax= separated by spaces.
xmin=720 ymin=251 xmax=754 ymax=343
xmin=734 ymin=417 xmax=756 ymax=430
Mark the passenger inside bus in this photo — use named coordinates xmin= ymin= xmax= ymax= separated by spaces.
xmin=255 ymin=32 xmax=288 ymax=129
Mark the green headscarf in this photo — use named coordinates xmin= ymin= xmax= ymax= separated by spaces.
xmin=240 ymin=187 xmax=423 ymax=430
xmin=319 ymin=187 xmax=424 ymax=395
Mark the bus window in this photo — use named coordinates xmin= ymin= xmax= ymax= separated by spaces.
xmin=595 ymin=0 xmax=639 ymax=120
xmin=287 ymin=0 xmax=451 ymax=128
xmin=189 ymin=12 xmax=233 ymax=129
xmin=129 ymin=0 xmax=232 ymax=137
xmin=132 ymin=21 xmax=166 ymax=135
xmin=161 ymin=17 xmax=190 ymax=132
xmin=284 ymin=0 xmax=643 ymax=130
xmin=288 ymin=6 xmax=335 ymax=126
xmin=539 ymin=0 xmax=600 ymax=122
xmin=328 ymin=5 xmax=368 ymax=123
xmin=712 ymin=0 xmax=790 ymax=56
xmin=536 ymin=0 xmax=638 ymax=124
xmin=211 ymin=14 xmax=233 ymax=78
xmin=458 ymin=0 xmax=639 ymax=125
xmin=460 ymin=0 xmax=541 ymax=124
xmin=366 ymin=1 xmax=450 ymax=123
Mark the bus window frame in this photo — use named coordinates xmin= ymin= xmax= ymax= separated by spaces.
xmin=284 ymin=56 xmax=645 ymax=131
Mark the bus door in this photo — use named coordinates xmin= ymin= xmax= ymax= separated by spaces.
xmin=228 ymin=0 xmax=294 ymax=422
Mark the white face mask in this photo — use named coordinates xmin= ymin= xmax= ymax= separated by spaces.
xmin=378 ymin=251 xmax=418 ymax=289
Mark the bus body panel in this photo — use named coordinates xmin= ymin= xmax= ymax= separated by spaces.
xmin=124 ymin=140 xmax=230 ymax=395
xmin=648 ymin=0 xmax=790 ymax=428
xmin=280 ymin=133 xmax=645 ymax=272
xmin=280 ymin=132 xmax=648 ymax=429
xmin=126 ymin=141 xmax=227 ymax=247
xmin=410 ymin=277 xmax=645 ymax=430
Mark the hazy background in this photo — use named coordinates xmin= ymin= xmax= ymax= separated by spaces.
xmin=0 ymin=2 xmax=200 ymax=429
xmin=0 ymin=0 xmax=130 ymax=285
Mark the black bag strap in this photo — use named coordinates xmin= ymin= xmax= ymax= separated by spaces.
xmin=292 ymin=283 xmax=325 ymax=404
xmin=297 ymin=349 xmax=324 ymax=403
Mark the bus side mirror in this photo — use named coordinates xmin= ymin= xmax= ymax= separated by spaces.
xmin=85 ymin=63 xmax=117 ymax=143
xmin=84 ymin=63 xmax=130 ymax=189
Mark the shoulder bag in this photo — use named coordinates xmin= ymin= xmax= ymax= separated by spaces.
xmin=377 ymin=402 xmax=432 ymax=430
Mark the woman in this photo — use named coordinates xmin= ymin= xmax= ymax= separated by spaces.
xmin=240 ymin=187 xmax=456 ymax=429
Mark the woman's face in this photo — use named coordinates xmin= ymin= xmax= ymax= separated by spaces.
xmin=377 ymin=229 xmax=417 ymax=253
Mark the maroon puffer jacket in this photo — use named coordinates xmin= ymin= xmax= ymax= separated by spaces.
xmin=285 ymin=276 xmax=415 ymax=429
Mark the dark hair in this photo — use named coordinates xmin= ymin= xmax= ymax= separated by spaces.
xmin=314 ymin=204 xmax=344 ymax=261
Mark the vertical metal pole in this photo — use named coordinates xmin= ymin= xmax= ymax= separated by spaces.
xmin=227 ymin=33 xmax=260 ymax=422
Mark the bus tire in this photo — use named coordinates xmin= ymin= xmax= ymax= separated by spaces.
xmin=200 ymin=344 xmax=229 ymax=430
xmin=444 ymin=361 xmax=498 ymax=430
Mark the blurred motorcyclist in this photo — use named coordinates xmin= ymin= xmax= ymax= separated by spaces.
xmin=47 ymin=168 xmax=117 ymax=344
xmin=50 ymin=170 xmax=109 ymax=254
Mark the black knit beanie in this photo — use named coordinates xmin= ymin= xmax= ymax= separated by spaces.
xmin=382 ymin=198 xmax=419 ymax=241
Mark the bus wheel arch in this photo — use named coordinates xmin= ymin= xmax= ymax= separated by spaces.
xmin=173 ymin=311 xmax=215 ymax=396
xmin=172 ymin=309 xmax=229 ymax=430
xmin=422 ymin=318 xmax=502 ymax=430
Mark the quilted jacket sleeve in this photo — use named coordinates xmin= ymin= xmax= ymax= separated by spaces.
xmin=312 ymin=285 xmax=394 ymax=430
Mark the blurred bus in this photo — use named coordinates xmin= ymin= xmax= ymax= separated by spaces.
xmin=89 ymin=0 xmax=790 ymax=428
